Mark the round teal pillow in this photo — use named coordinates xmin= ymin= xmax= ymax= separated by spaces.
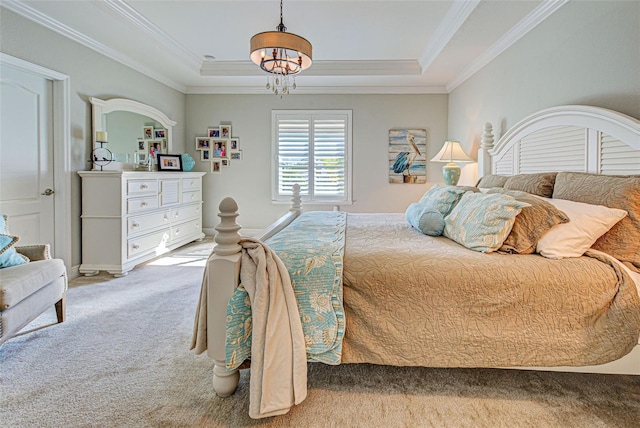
xmin=405 ymin=203 xmax=446 ymax=236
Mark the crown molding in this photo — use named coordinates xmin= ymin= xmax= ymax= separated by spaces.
xmin=418 ymin=0 xmax=480 ymax=72
xmin=98 ymin=0 xmax=202 ymax=71
xmin=200 ymin=60 xmax=422 ymax=77
xmin=2 ymin=0 xmax=186 ymax=93
xmin=186 ymin=85 xmax=448 ymax=95
xmin=446 ymin=0 xmax=569 ymax=92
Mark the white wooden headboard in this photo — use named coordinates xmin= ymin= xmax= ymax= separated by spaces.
xmin=478 ymin=105 xmax=640 ymax=178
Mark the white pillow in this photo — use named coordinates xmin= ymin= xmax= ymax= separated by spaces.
xmin=535 ymin=197 xmax=627 ymax=259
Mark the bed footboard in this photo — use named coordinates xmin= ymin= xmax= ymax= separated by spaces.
xmin=207 ymin=185 xmax=302 ymax=397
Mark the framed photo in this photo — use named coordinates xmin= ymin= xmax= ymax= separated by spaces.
xmin=149 ymin=140 xmax=163 ymax=160
xmin=229 ymin=138 xmax=240 ymax=151
xmin=211 ymin=139 xmax=228 ymax=158
xmin=143 ymin=126 xmax=154 ymax=140
xmin=157 ymin=154 xmax=183 ymax=171
xmin=220 ymin=125 xmax=231 ymax=138
xmin=196 ymin=137 xmax=210 ymax=150
xmin=230 ymin=150 xmax=242 ymax=160
xmin=154 ymin=128 xmax=166 ymax=139
xmin=211 ymin=159 xmax=222 ymax=174
xmin=200 ymin=149 xmax=211 ymax=161
xmin=221 ymin=158 xmax=230 ymax=168
xmin=208 ymin=127 xmax=220 ymax=138
xmin=137 ymin=139 xmax=146 ymax=151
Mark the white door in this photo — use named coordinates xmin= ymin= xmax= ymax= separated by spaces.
xmin=0 ymin=64 xmax=55 ymax=247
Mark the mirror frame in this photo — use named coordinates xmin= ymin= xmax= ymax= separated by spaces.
xmin=90 ymin=97 xmax=177 ymax=170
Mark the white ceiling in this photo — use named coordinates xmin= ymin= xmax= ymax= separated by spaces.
xmin=3 ymin=0 xmax=568 ymax=94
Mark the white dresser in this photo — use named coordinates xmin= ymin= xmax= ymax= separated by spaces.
xmin=78 ymin=171 xmax=206 ymax=276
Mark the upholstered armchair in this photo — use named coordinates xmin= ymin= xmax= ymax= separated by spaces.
xmin=0 ymin=244 xmax=67 ymax=345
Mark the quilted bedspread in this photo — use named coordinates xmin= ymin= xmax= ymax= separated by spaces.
xmin=340 ymin=213 xmax=640 ymax=368
xmin=226 ymin=211 xmax=346 ymax=370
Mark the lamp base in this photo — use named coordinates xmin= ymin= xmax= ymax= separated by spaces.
xmin=442 ymin=163 xmax=461 ymax=186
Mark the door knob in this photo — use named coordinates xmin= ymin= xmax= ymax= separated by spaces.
xmin=41 ymin=189 xmax=55 ymax=196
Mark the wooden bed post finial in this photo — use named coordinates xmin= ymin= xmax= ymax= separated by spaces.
xmin=290 ymin=183 xmax=302 ymax=213
xmin=214 ymin=197 xmax=242 ymax=256
xmin=478 ymin=122 xmax=494 ymax=179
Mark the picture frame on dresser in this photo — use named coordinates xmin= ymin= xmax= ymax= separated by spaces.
xmin=157 ymin=154 xmax=183 ymax=171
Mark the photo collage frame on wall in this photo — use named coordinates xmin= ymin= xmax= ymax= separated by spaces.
xmin=195 ymin=124 xmax=242 ymax=174
xmin=137 ymin=125 xmax=167 ymax=165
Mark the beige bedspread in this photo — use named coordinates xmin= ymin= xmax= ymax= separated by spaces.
xmin=340 ymin=214 xmax=640 ymax=368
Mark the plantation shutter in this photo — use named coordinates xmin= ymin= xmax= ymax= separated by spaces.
xmin=313 ymin=117 xmax=346 ymax=198
xmin=276 ymin=116 xmax=310 ymax=196
xmin=274 ymin=111 xmax=351 ymax=203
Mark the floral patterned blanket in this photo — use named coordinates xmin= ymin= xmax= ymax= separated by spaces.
xmin=226 ymin=211 xmax=347 ymax=370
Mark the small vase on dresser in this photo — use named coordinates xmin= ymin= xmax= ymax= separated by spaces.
xmin=78 ymin=170 xmax=206 ymax=277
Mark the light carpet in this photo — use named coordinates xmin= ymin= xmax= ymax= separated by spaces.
xmin=1 ymin=239 xmax=639 ymax=427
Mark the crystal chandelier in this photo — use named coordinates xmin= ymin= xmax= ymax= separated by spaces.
xmin=250 ymin=0 xmax=313 ymax=96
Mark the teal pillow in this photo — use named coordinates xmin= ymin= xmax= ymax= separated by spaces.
xmin=0 ymin=215 xmax=29 ymax=268
xmin=406 ymin=203 xmax=446 ymax=236
xmin=0 ymin=234 xmax=28 ymax=268
xmin=418 ymin=184 xmax=469 ymax=217
xmin=443 ymin=192 xmax=530 ymax=253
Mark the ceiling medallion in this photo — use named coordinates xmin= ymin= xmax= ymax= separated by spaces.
xmin=249 ymin=0 xmax=312 ymax=96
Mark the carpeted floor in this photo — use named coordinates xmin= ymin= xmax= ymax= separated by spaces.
xmin=1 ymin=239 xmax=639 ymax=427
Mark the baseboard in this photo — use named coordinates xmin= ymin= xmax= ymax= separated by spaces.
xmin=68 ymin=264 xmax=80 ymax=280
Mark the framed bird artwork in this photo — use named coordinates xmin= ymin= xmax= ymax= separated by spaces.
xmin=388 ymin=129 xmax=427 ymax=183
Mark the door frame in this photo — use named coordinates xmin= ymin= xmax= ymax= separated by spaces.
xmin=1 ymin=53 xmax=72 ymax=270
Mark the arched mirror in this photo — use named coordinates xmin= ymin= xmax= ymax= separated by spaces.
xmin=90 ymin=97 xmax=177 ymax=170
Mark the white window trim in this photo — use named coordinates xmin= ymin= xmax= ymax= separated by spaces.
xmin=271 ymin=110 xmax=353 ymax=205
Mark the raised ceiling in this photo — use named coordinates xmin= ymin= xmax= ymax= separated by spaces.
xmin=3 ymin=0 xmax=568 ymax=94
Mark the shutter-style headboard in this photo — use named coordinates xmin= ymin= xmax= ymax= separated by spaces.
xmin=478 ymin=105 xmax=640 ymax=178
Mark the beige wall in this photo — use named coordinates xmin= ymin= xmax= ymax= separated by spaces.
xmin=1 ymin=8 xmax=186 ymax=268
xmin=448 ymin=0 xmax=640 ymax=177
xmin=186 ymin=94 xmax=448 ymax=230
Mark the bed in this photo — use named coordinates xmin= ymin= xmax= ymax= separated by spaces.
xmin=191 ymin=105 xmax=640 ymax=418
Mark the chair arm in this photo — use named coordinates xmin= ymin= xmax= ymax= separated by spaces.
xmin=15 ymin=244 xmax=52 ymax=261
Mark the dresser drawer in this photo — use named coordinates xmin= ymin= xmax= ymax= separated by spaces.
xmin=127 ymin=195 xmax=159 ymax=214
xmin=127 ymin=229 xmax=169 ymax=259
xmin=171 ymin=203 xmax=201 ymax=223
xmin=182 ymin=177 xmax=201 ymax=191
xmin=127 ymin=179 xmax=158 ymax=195
xmin=127 ymin=210 xmax=171 ymax=236
xmin=171 ymin=218 xmax=201 ymax=242
xmin=182 ymin=189 xmax=202 ymax=204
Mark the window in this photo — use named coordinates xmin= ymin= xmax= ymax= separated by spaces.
xmin=272 ymin=110 xmax=352 ymax=204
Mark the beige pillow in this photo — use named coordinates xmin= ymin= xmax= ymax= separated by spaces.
xmin=552 ymin=172 xmax=640 ymax=271
xmin=475 ymin=174 xmax=508 ymax=188
xmin=487 ymin=189 xmax=569 ymax=254
xmin=503 ymin=172 xmax=557 ymax=198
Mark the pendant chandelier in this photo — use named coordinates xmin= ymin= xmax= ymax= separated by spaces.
xmin=250 ymin=0 xmax=312 ymax=96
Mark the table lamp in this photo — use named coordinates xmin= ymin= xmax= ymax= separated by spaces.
xmin=430 ymin=140 xmax=473 ymax=185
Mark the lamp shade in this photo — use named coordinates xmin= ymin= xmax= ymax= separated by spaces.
xmin=430 ymin=141 xmax=473 ymax=163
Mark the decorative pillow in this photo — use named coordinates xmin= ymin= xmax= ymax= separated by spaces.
xmin=0 ymin=214 xmax=29 ymax=268
xmin=487 ymin=189 xmax=570 ymax=254
xmin=503 ymin=172 xmax=557 ymax=198
xmin=443 ymin=192 xmax=530 ymax=253
xmin=0 ymin=234 xmax=29 ymax=268
xmin=535 ymin=198 xmax=627 ymax=259
xmin=475 ymin=174 xmax=508 ymax=188
xmin=552 ymin=172 xmax=640 ymax=271
xmin=418 ymin=184 xmax=468 ymax=217
xmin=406 ymin=203 xmax=445 ymax=236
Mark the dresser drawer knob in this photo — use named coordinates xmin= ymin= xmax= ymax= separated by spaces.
xmin=141 ymin=202 xmax=148 ymax=207
xmin=175 ymin=229 xmax=180 ymax=235
xmin=140 ymin=184 xmax=148 ymax=189
xmin=132 ymin=244 xmax=140 ymax=250
xmin=132 ymin=223 xmax=139 ymax=229
xmin=164 ymin=216 xmax=169 ymax=221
